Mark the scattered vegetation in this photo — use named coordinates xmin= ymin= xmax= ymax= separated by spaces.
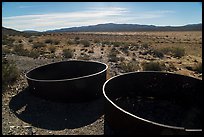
xmin=151 ymin=49 xmax=164 ymax=58
xmin=141 ymin=43 xmax=149 ymax=49
xmin=2 ymin=47 xmax=11 ymax=54
xmin=44 ymin=39 xmax=60 ymax=45
xmin=48 ymin=46 xmax=56 ymax=53
xmin=67 ymin=40 xmax=75 ymax=45
xmin=80 ymin=40 xmax=90 ymax=47
xmin=118 ymin=61 xmax=140 ymax=72
xmin=102 ymin=41 xmax=111 ymax=46
xmin=2 ymin=58 xmax=19 ymax=91
xmin=160 ymin=47 xmax=185 ymax=58
xmin=28 ymin=39 xmax=33 ymax=43
xmin=13 ymin=44 xmax=29 ymax=56
xmin=62 ymin=49 xmax=73 ymax=58
xmin=44 ymin=39 xmax=53 ymax=44
xmin=53 ymin=40 xmax=60 ymax=45
xmin=75 ymin=36 xmax=80 ymax=41
xmin=108 ymin=48 xmax=120 ymax=62
xmin=32 ymin=42 xmax=46 ymax=49
xmin=142 ymin=61 xmax=164 ymax=71
xmin=120 ymin=44 xmax=129 ymax=54
xmin=172 ymin=47 xmax=185 ymax=58
xmin=29 ymin=49 xmax=40 ymax=59
xmin=2 ymin=35 xmax=15 ymax=46
xmin=94 ymin=39 xmax=100 ymax=43
xmin=112 ymin=41 xmax=121 ymax=47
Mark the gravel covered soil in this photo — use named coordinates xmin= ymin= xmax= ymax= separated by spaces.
xmin=2 ymin=54 xmax=114 ymax=135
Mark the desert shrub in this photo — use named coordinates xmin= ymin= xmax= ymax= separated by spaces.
xmin=2 ymin=58 xmax=19 ymax=91
xmin=143 ymin=61 xmax=163 ymax=71
xmin=48 ymin=46 xmax=56 ymax=53
xmin=171 ymin=47 xmax=185 ymax=58
xmin=120 ymin=57 xmax=125 ymax=62
xmin=102 ymin=41 xmax=111 ymax=45
xmin=194 ymin=63 xmax=202 ymax=73
xmin=28 ymin=39 xmax=33 ymax=43
xmin=32 ymin=42 xmax=46 ymax=49
xmin=109 ymin=56 xmax=119 ymax=62
xmin=80 ymin=40 xmax=90 ymax=47
xmin=13 ymin=44 xmax=23 ymax=52
xmin=108 ymin=49 xmax=119 ymax=62
xmin=67 ymin=40 xmax=75 ymax=45
xmin=29 ymin=50 xmax=40 ymax=58
xmin=141 ymin=43 xmax=149 ymax=49
xmin=120 ymin=45 xmax=129 ymax=54
xmin=75 ymin=36 xmax=80 ymax=41
xmin=94 ymin=39 xmax=100 ymax=43
xmin=160 ymin=47 xmax=185 ymax=58
xmin=160 ymin=47 xmax=172 ymax=54
xmin=63 ymin=49 xmax=73 ymax=58
xmin=118 ymin=61 xmax=140 ymax=73
xmin=2 ymin=47 xmax=12 ymax=54
xmin=44 ymin=39 xmax=53 ymax=44
xmin=151 ymin=49 xmax=164 ymax=58
xmin=112 ymin=41 xmax=121 ymax=47
xmin=53 ymin=40 xmax=60 ymax=45
xmin=13 ymin=44 xmax=29 ymax=56
xmin=2 ymin=36 xmax=15 ymax=46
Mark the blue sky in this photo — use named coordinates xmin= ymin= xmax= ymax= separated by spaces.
xmin=2 ymin=2 xmax=202 ymax=31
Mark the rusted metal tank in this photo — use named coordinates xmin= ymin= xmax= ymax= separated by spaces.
xmin=103 ymin=71 xmax=202 ymax=135
xmin=26 ymin=60 xmax=108 ymax=102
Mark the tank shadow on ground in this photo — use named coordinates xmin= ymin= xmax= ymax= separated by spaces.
xmin=9 ymin=87 xmax=104 ymax=130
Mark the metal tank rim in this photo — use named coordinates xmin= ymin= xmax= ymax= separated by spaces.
xmin=102 ymin=71 xmax=202 ymax=132
xmin=25 ymin=59 xmax=108 ymax=82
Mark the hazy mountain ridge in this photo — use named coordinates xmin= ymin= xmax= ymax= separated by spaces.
xmin=2 ymin=23 xmax=202 ymax=34
xmin=46 ymin=23 xmax=202 ymax=32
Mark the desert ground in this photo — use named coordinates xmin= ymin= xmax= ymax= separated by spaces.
xmin=2 ymin=31 xmax=202 ymax=135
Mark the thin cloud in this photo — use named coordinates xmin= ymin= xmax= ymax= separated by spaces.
xmin=2 ymin=7 xmax=175 ymax=31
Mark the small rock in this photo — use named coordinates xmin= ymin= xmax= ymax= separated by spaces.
xmin=10 ymin=126 xmax=15 ymax=129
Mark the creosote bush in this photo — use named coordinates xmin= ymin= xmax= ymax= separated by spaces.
xmin=108 ymin=48 xmax=120 ymax=62
xmin=160 ymin=47 xmax=185 ymax=58
xmin=142 ymin=61 xmax=163 ymax=71
xmin=118 ymin=61 xmax=140 ymax=72
xmin=63 ymin=49 xmax=73 ymax=58
xmin=80 ymin=40 xmax=90 ymax=47
xmin=48 ymin=46 xmax=56 ymax=53
xmin=2 ymin=58 xmax=19 ymax=91
xmin=32 ymin=42 xmax=46 ymax=49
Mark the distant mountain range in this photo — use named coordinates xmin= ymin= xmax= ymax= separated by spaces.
xmin=46 ymin=23 xmax=202 ymax=32
xmin=2 ymin=23 xmax=202 ymax=35
xmin=2 ymin=27 xmax=24 ymax=35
